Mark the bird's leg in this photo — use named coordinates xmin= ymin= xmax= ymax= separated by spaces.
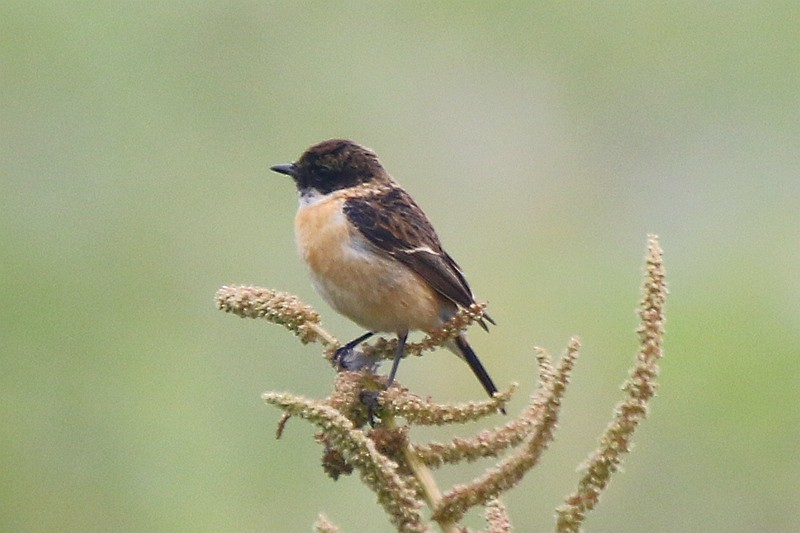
xmin=359 ymin=331 xmax=408 ymax=425
xmin=333 ymin=331 xmax=374 ymax=369
xmin=385 ymin=331 xmax=408 ymax=388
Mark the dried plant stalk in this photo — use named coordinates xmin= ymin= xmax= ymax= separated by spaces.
xmin=412 ymin=351 xmax=555 ymax=467
xmin=432 ymin=339 xmax=580 ymax=524
xmin=216 ymin=235 xmax=667 ymax=532
xmin=263 ymin=390 xmax=427 ymax=533
xmin=215 ymin=285 xmax=335 ymax=346
xmin=380 ymin=384 xmax=515 ymax=426
xmin=555 ymin=234 xmax=667 ymax=532
xmin=313 ymin=513 xmax=340 ymax=533
xmin=485 ymin=498 xmax=513 ymax=533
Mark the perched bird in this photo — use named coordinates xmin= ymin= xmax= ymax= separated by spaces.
xmin=271 ymin=139 xmax=500 ymax=404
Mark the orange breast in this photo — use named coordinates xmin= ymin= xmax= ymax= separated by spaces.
xmin=294 ymin=193 xmax=443 ymax=333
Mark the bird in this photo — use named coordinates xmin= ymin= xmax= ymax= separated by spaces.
xmin=270 ymin=139 xmax=500 ymax=406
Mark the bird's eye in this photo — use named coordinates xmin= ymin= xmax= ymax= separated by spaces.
xmin=317 ymin=166 xmax=333 ymax=179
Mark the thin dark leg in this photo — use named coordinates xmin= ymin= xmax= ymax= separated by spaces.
xmin=359 ymin=331 xmax=407 ymax=425
xmin=385 ymin=331 xmax=408 ymax=388
xmin=336 ymin=331 xmax=375 ymax=352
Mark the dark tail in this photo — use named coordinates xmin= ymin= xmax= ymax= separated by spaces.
xmin=454 ymin=335 xmax=505 ymax=414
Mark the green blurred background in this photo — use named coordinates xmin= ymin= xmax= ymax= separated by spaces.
xmin=2 ymin=2 xmax=798 ymax=531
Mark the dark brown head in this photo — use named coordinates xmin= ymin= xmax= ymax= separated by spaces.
xmin=271 ymin=139 xmax=387 ymax=195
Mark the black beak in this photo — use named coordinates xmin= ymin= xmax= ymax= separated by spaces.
xmin=270 ymin=163 xmax=296 ymax=176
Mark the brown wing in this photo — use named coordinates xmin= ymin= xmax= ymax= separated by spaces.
xmin=343 ymin=187 xmax=476 ymax=310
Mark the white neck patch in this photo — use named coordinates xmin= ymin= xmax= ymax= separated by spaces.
xmin=298 ymin=188 xmax=327 ymax=208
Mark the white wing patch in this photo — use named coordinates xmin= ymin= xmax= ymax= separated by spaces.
xmin=403 ymin=245 xmax=439 ymax=255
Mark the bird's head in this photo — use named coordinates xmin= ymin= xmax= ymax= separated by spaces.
xmin=271 ymin=139 xmax=388 ymax=196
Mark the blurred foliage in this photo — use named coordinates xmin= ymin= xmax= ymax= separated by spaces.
xmin=2 ymin=2 xmax=798 ymax=532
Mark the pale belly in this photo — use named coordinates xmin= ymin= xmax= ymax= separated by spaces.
xmin=295 ymin=195 xmax=443 ymax=333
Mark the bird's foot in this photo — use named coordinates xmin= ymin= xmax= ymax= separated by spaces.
xmin=333 ymin=346 xmax=379 ymax=373
xmin=332 ymin=331 xmax=376 ymax=371
xmin=332 ymin=344 xmax=352 ymax=369
xmin=359 ymin=390 xmax=382 ymax=427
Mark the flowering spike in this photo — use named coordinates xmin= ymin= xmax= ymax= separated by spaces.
xmin=380 ymin=383 xmax=515 ymax=426
xmin=555 ymin=235 xmax=667 ymax=532
xmin=215 ymin=285 xmax=337 ymax=346
xmin=432 ymin=339 xmax=580 ymax=523
xmin=215 ymin=234 xmax=667 ymax=531
xmin=485 ymin=498 xmax=513 ymax=533
xmin=262 ymin=391 xmax=427 ymax=532
xmin=313 ymin=513 xmax=340 ymax=533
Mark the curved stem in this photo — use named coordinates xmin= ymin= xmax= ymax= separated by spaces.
xmin=383 ymin=413 xmax=457 ymax=533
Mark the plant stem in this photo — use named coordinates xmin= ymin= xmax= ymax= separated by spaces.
xmin=383 ymin=413 xmax=457 ymax=533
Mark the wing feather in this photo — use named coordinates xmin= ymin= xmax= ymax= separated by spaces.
xmin=343 ymin=187 xmax=475 ymax=309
